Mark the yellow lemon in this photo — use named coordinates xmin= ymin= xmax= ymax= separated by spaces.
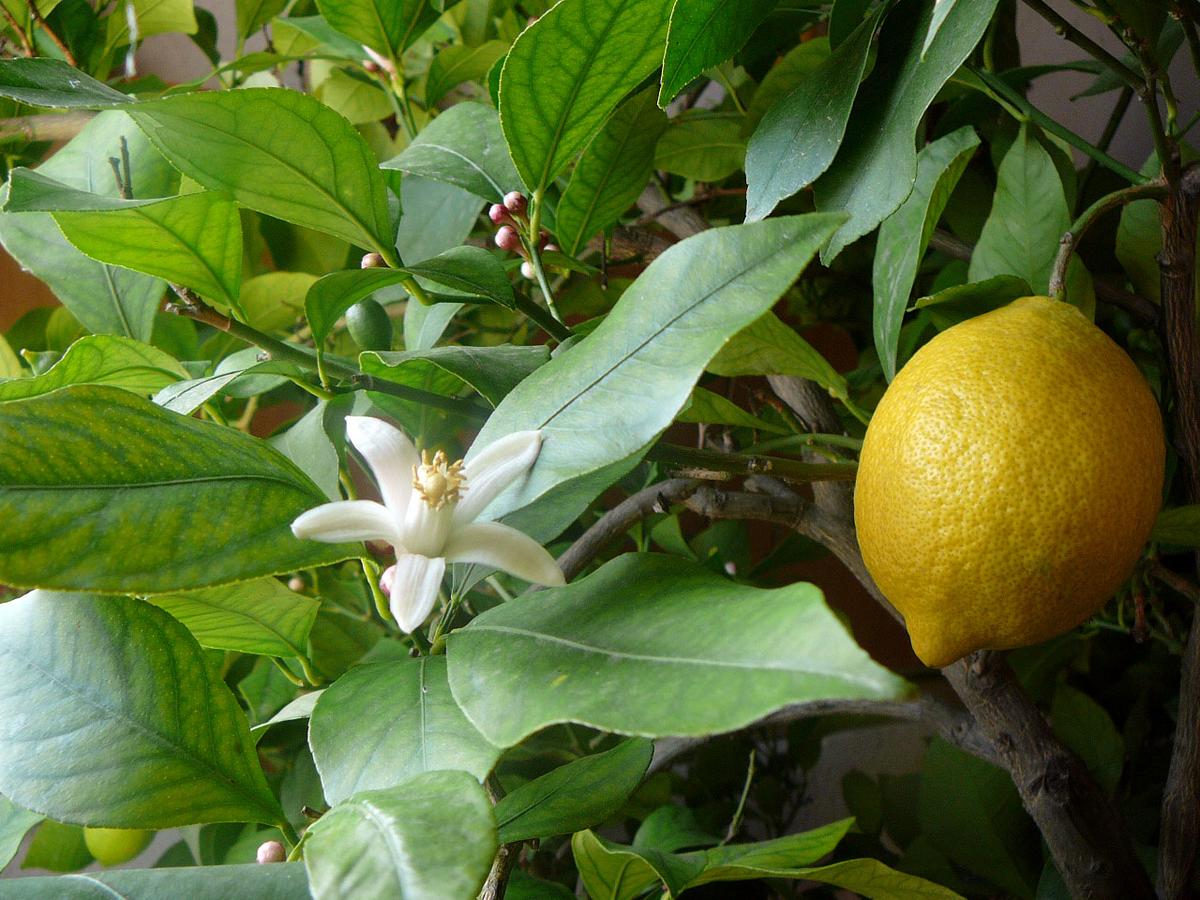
xmin=854 ymin=296 xmax=1164 ymax=667
xmin=83 ymin=827 xmax=153 ymax=866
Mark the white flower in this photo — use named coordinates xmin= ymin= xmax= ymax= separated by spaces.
xmin=291 ymin=416 xmax=564 ymax=632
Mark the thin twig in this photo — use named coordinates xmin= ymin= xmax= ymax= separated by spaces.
xmin=27 ymin=0 xmax=76 ymax=66
xmin=1080 ymin=86 xmax=1134 ymax=198
xmin=1150 ymin=560 xmax=1200 ymax=604
xmin=0 ymin=5 xmax=32 ymax=56
xmin=647 ymin=443 xmax=858 ymax=485
xmin=0 ymin=111 xmax=93 ymax=143
xmin=1020 ymin=0 xmax=1144 ymax=91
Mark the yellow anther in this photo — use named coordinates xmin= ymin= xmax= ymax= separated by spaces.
xmin=411 ymin=449 xmax=466 ymax=510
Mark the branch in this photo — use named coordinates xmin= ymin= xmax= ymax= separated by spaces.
xmin=0 ymin=111 xmax=94 ymax=143
xmin=647 ymin=442 xmax=857 ymax=486
xmin=478 ymin=840 xmax=520 ymax=900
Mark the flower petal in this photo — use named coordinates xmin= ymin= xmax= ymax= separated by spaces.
xmin=345 ymin=416 xmax=418 ymax=520
xmin=385 ymin=553 xmax=446 ymax=633
xmin=456 ymin=430 xmax=542 ymax=525
xmin=291 ymin=500 xmax=400 ymax=545
xmin=443 ymin=521 xmax=565 ymax=587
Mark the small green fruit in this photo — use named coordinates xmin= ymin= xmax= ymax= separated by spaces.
xmin=346 ymin=299 xmax=393 ymax=350
xmin=83 ymin=827 xmax=153 ymax=866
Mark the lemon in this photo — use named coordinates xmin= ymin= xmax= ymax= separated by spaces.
xmin=854 ymin=296 xmax=1164 ymax=667
xmin=83 ymin=827 xmax=153 ymax=866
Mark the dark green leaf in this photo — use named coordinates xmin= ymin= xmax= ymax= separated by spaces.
xmin=400 ymin=245 xmax=516 ymax=307
xmin=0 ymin=592 xmax=286 ymax=828
xmin=495 ymin=739 xmax=652 ymax=843
xmin=914 ymin=275 xmax=1032 ymax=330
xmin=659 ymin=0 xmax=779 ymax=105
xmin=1050 ymin=684 xmax=1123 ymax=794
xmin=309 ymin=657 xmax=501 ymax=805
xmin=426 ymin=40 xmax=508 ymax=107
xmin=655 ymin=113 xmax=745 ymax=182
xmin=306 ymin=269 xmax=411 ymax=347
xmin=3 ymin=863 xmax=310 ymax=898
xmin=316 ymin=0 xmax=438 ymax=59
xmin=0 ymin=58 xmax=131 ymax=108
xmin=361 ymin=344 xmax=549 ymax=406
xmin=1153 ymin=506 xmax=1200 ymax=546
xmin=0 ymin=335 xmax=184 ymax=402
xmin=634 ymin=806 xmax=719 ymax=852
xmin=0 ymin=386 xmax=357 ymax=592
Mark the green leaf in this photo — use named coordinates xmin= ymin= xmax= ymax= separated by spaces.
xmin=361 ymin=344 xmax=549 ymax=407
xmin=707 ymin=311 xmax=847 ymax=399
xmin=0 ymin=385 xmax=357 ymax=593
xmin=0 ymin=59 xmax=132 ymax=108
xmin=5 ymin=169 xmax=242 ymax=308
xmin=0 ymin=592 xmax=286 ymax=828
xmin=241 ymin=271 xmax=318 ymax=332
xmin=237 ymin=0 xmax=289 ymax=40
xmin=914 ymin=275 xmax=1032 ymax=331
xmin=556 ymin=89 xmax=668 ymax=256
xmin=21 ymin=820 xmax=90 ymax=872
xmin=305 ymin=269 xmax=411 ymax=347
xmin=814 ymin=0 xmax=998 ymax=260
xmin=634 ymin=806 xmax=719 ymax=852
xmin=448 ymin=553 xmax=909 ymax=747
xmin=499 ymin=0 xmax=674 ymax=193
xmin=496 ymin=739 xmax=652 ymax=844
xmin=426 ymin=40 xmax=508 ymax=107
xmin=309 ymin=657 xmax=501 ymax=805
xmin=305 ymin=771 xmax=496 ymax=900
xmin=1153 ymin=506 xmax=1200 ymax=546
xmin=743 ymin=37 xmax=830 ymax=134
xmin=695 ymin=856 xmax=965 ymax=898
xmin=400 ymin=245 xmax=516 ymax=307
xmin=105 ymin=0 xmax=198 ymax=51
xmin=128 ymin=89 xmax=395 ymax=255
xmin=677 ymin=386 xmax=790 ymax=434
xmin=659 ymin=0 xmax=778 ymax=105
xmin=922 ymin=0 xmax=958 ymax=55
xmin=744 ymin=16 xmax=876 ymax=222
xmin=3 ymin=863 xmax=310 ymax=897
xmin=572 ymin=829 xmax=698 ymax=899
xmin=872 ymin=126 xmax=979 ymax=379
xmin=1050 ymin=684 xmax=1123 ymax=795
xmin=383 ymin=102 xmax=522 ymax=203
xmin=0 ymin=333 xmax=21 ymax=379
xmin=0 ymin=795 xmax=42 ymax=870
xmin=466 ymin=214 xmax=844 ymax=540
xmin=0 ymin=335 xmax=184 ymax=402
xmin=655 ymin=113 xmax=745 ymax=182
xmin=316 ymin=0 xmax=438 ymax=59
xmin=144 ymin=578 xmax=320 ymax=658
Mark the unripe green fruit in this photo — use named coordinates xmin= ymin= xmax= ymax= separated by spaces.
xmin=83 ymin=827 xmax=153 ymax=866
xmin=346 ymin=299 xmax=393 ymax=350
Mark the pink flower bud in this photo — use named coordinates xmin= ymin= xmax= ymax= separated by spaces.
xmin=494 ymin=225 xmax=521 ymax=252
xmin=520 ymin=261 xmax=536 ymax=280
xmin=544 ymin=243 xmax=560 ymax=254
xmin=257 ymin=841 xmax=286 ymax=864
xmin=362 ymin=58 xmax=380 ymax=74
xmin=363 ymin=46 xmax=396 ymax=76
xmin=360 ymin=252 xmax=386 ymax=269
xmin=503 ymin=191 xmax=528 ymax=216
xmin=287 ymin=576 xmax=305 ymax=592
xmin=488 ymin=204 xmax=511 ymax=226
xmin=380 ymin=564 xmax=396 ymax=597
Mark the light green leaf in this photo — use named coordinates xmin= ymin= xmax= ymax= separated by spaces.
xmin=448 ymin=553 xmax=909 ymax=747
xmin=659 ymin=0 xmax=778 ymax=105
xmin=0 ymin=335 xmax=184 ymax=402
xmin=426 ymin=40 xmax=508 ymax=106
xmin=105 ymin=0 xmax=199 ymax=50
xmin=1153 ymin=506 xmax=1200 ymax=546
xmin=707 ymin=311 xmax=847 ymax=399
xmin=573 ymin=829 xmax=697 ymax=899
xmin=0 ymin=385 xmax=357 ymax=593
xmin=316 ymin=0 xmax=438 ymax=59
xmin=557 ymin=89 xmax=668 ymax=256
xmin=0 ymin=59 xmax=132 ymax=108
xmin=0 ymin=334 xmax=21 ymax=379
xmin=499 ymin=0 xmax=674 ymax=193
xmin=313 ymin=68 xmax=392 ymax=125
xmin=144 ymin=578 xmax=320 ymax=658
xmin=271 ymin=398 xmax=344 ymax=500
xmin=309 ymin=657 xmax=501 ymax=805
xmin=241 ymin=271 xmax=318 ymax=332
xmin=128 ymin=89 xmax=395 ymax=255
xmin=237 ymin=0 xmax=288 ymax=40
xmin=2 ymin=863 xmax=310 ymax=897
xmin=744 ymin=20 xmax=875 ymax=222
xmin=382 ymin=102 xmax=522 ymax=202
xmin=466 ymin=214 xmax=844 ymax=540
xmin=655 ymin=113 xmax=745 ymax=182
xmin=0 ymin=795 xmax=42 ymax=871
xmin=0 ymin=592 xmax=286 ymax=828
xmin=872 ymin=126 xmax=979 ymax=379
xmin=361 ymin=344 xmax=549 ymax=406
xmin=305 ymin=771 xmax=496 ymax=900
xmin=19 ymin=820 xmax=91 ymax=872
xmin=496 ymin=739 xmax=652 ymax=844
xmin=814 ymin=0 xmax=998 ymax=260
xmin=677 ymin=386 xmax=789 ymax=434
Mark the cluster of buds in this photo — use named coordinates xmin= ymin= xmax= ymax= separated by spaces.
xmin=489 ymin=191 xmax=558 ymax=280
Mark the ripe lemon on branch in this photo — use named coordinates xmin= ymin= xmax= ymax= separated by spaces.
xmin=855 ymin=296 xmax=1164 ymax=667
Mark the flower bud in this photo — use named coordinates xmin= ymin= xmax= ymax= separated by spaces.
xmin=287 ymin=576 xmax=305 ymax=592
xmin=544 ymin=243 xmax=560 ymax=254
xmin=257 ymin=841 xmax=286 ymax=864
xmin=488 ymin=203 xmax=511 ymax=226
xmin=494 ymin=225 xmax=521 ymax=252
xmin=503 ymin=191 xmax=528 ymax=216
xmin=360 ymin=252 xmax=386 ymax=269
xmin=363 ymin=46 xmax=396 ymax=76
xmin=362 ymin=58 xmax=380 ymax=74
xmin=380 ymin=564 xmax=396 ymax=597
xmin=520 ymin=260 xmax=536 ymax=280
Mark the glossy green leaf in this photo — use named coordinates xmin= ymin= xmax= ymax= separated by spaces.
xmin=677 ymin=386 xmax=789 ymax=434
xmin=0 ymin=592 xmax=286 ymax=828
xmin=655 ymin=113 xmax=745 ymax=182
xmin=382 ymin=102 xmax=521 ymax=202
xmin=707 ymin=311 xmax=847 ymax=399
xmin=237 ymin=0 xmax=288 ymax=40
xmin=310 ymin=657 xmax=501 ymax=804
xmin=105 ymin=0 xmax=198 ymax=51
xmin=401 ymin=245 xmax=516 ymax=307
xmin=744 ymin=16 xmax=876 ymax=222
xmin=1152 ymin=506 xmax=1200 ymax=546
xmin=0 ymin=795 xmax=42 ymax=870
xmin=572 ymin=829 xmax=697 ymax=899
xmin=2 ymin=863 xmax=310 ymax=898
xmin=144 ymin=578 xmax=320 ymax=658
xmin=743 ymin=37 xmax=829 ymax=133
xmin=914 ymin=275 xmax=1032 ymax=331
xmin=361 ymin=344 xmax=548 ymax=406
xmin=496 ymin=739 xmax=652 ymax=843
xmin=448 ymin=553 xmax=909 ymax=747
xmin=153 ymin=359 xmax=303 ymax=416
xmin=557 ymin=89 xmax=668 ymax=256
xmin=922 ymin=0 xmax=958 ymax=55
xmin=499 ymin=0 xmax=674 ymax=193
xmin=0 ymin=335 xmax=184 ymax=402
xmin=659 ymin=0 xmax=778 ymax=105
xmin=872 ymin=126 xmax=978 ymax=379
xmin=316 ymin=0 xmax=438 ymax=59
xmin=814 ymin=0 xmax=998 ymax=260
xmin=306 ymin=269 xmax=411 ymax=347
xmin=305 ymin=771 xmax=496 ymax=900
xmin=0 ymin=59 xmax=132 ymax=108
xmin=466 ymin=214 xmax=844 ymax=539
xmin=128 ymin=89 xmax=395 ymax=255
xmin=634 ymin=806 xmax=719 ymax=852
xmin=6 ymin=169 xmax=242 ymax=307
xmin=426 ymin=40 xmax=508 ymax=107
xmin=0 ymin=386 xmax=357 ymax=592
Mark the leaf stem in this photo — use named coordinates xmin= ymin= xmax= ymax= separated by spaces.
xmin=746 ymin=432 xmax=864 ymax=455
xmin=513 ymin=290 xmax=572 ymax=342
xmin=360 ymin=555 xmax=393 ymax=625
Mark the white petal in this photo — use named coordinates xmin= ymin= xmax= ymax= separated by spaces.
xmin=456 ymin=430 xmax=542 ymax=525
xmin=385 ymin=553 xmax=445 ymax=632
xmin=291 ymin=500 xmax=400 ymax=545
xmin=345 ymin=416 xmax=418 ymax=520
xmin=443 ymin=521 xmax=565 ymax=587
xmin=400 ymin=496 xmax=455 ymax=557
